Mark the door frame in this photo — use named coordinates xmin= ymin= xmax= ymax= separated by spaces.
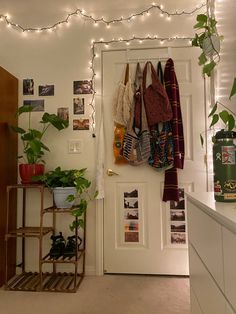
xmin=94 ymin=41 xmax=213 ymax=276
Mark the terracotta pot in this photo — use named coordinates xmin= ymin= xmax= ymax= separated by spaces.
xmin=19 ymin=164 xmax=45 ymax=184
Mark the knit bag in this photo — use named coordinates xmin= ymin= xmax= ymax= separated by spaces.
xmin=143 ymin=61 xmax=173 ymax=127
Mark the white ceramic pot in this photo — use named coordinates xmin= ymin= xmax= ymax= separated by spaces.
xmin=53 ymin=187 xmax=77 ymax=209
xmin=202 ymin=35 xmax=220 ymax=57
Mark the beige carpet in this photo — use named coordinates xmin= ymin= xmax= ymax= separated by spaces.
xmin=0 ymin=275 xmax=190 ymax=314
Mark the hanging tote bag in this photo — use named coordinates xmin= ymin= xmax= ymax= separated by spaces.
xmin=148 ymin=61 xmax=174 ymax=170
xmin=123 ymin=63 xmax=151 ymax=165
xmin=113 ymin=64 xmax=132 ymax=164
xmin=142 ymin=61 xmax=173 ymax=127
xmin=148 ymin=122 xmax=174 ymax=170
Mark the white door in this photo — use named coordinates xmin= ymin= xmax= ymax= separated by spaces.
xmin=102 ymin=46 xmax=206 ymax=275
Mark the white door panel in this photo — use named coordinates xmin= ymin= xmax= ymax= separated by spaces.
xmin=102 ymin=46 xmax=206 ymax=274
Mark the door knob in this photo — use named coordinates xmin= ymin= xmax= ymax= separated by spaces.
xmin=107 ymin=169 xmax=119 ymax=176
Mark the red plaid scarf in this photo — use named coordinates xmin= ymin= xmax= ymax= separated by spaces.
xmin=162 ymin=58 xmax=185 ymax=202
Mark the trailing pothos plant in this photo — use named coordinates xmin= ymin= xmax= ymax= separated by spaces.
xmin=192 ymin=12 xmax=236 ymax=144
xmin=200 ymin=78 xmax=236 ymax=146
xmin=192 ymin=13 xmax=223 ymax=77
xmin=34 ymin=167 xmax=98 ymax=231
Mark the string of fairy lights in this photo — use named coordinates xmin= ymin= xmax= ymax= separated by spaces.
xmin=89 ymin=36 xmax=193 ymax=136
xmin=0 ymin=3 xmax=206 ymax=135
xmin=0 ymin=3 xmax=206 ymax=33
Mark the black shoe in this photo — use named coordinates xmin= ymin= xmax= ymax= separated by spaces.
xmin=49 ymin=232 xmax=66 ymax=259
xmin=63 ymin=235 xmax=82 ymax=258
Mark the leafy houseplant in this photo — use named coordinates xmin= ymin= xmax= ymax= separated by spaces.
xmin=11 ymin=105 xmax=69 ymax=183
xmin=192 ymin=13 xmax=223 ymax=77
xmin=192 ymin=14 xmax=236 ymax=142
xmin=12 ymin=105 xmax=69 ymax=164
xmin=192 ymin=8 xmax=236 ymax=202
xmin=35 ymin=167 xmax=98 ymax=231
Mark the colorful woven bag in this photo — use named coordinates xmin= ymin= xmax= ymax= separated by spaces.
xmin=123 ymin=63 xmax=151 ymax=165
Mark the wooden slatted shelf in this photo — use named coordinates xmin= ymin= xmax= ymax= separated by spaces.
xmin=5 ymin=272 xmax=84 ymax=293
xmin=5 ymin=184 xmax=86 ymax=293
xmin=42 ymin=250 xmax=85 ymax=263
xmin=5 ymin=227 xmax=53 ymax=238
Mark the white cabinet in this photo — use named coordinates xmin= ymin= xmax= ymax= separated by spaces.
xmin=190 ymin=288 xmax=203 ymax=314
xmin=226 ymin=304 xmax=235 ymax=314
xmin=223 ymin=227 xmax=236 ymax=311
xmin=189 ymin=245 xmax=226 ymax=314
xmin=187 ymin=192 xmax=236 ymax=314
xmin=188 ymin=202 xmax=224 ymax=290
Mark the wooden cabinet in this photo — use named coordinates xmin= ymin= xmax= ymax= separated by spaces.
xmin=0 ymin=66 xmax=18 ymax=287
xmin=5 ymin=184 xmax=85 ymax=292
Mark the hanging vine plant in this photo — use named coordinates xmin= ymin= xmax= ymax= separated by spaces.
xmin=191 ymin=2 xmax=236 ymax=145
xmin=192 ymin=13 xmax=223 ymax=77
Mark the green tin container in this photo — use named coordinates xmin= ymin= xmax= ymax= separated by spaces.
xmin=213 ymin=130 xmax=236 ymax=202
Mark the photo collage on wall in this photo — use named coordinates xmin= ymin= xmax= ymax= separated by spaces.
xmin=23 ymin=79 xmax=57 ymax=112
xmin=22 ymin=78 xmax=93 ymax=132
xmin=123 ymin=188 xmax=140 ymax=243
xmin=169 ymin=188 xmax=187 ymax=245
xmin=72 ymin=80 xmax=93 ymax=131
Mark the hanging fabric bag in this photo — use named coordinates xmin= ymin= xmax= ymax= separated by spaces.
xmin=113 ymin=64 xmax=132 ymax=164
xmin=148 ymin=61 xmax=174 ymax=170
xmin=142 ymin=61 xmax=173 ymax=127
xmin=123 ymin=63 xmax=151 ymax=165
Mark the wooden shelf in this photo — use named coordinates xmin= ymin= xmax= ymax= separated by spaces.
xmin=41 ymin=250 xmax=85 ymax=263
xmin=6 ymin=227 xmax=53 ymax=238
xmin=5 ymin=184 xmax=86 ymax=293
xmin=6 ymin=272 xmax=84 ymax=293
xmin=43 ymin=205 xmax=80 ymax=213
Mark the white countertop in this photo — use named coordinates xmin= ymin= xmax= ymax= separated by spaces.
xmin=186 ymin=192 xmax=236 ymax=234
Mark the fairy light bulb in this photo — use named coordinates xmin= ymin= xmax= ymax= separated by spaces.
xmin=0 ymin=4 xmax=206 ymax=34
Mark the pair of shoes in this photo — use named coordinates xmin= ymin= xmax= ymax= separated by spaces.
xmin=49 ymin=233 xmax=82 ymax=259
xmin=63 ymin=235 xmax=82 ymax=258
xmin=49 ymin=232 xmax=66 ymax=259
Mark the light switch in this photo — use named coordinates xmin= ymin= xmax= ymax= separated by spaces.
xmin=68 ymin=139 xmax=83 ymax=154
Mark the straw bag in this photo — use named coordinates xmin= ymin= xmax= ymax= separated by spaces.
xmin=123 ymin=63 xmax=151 ymax=165
xmin=113 ymin=64 xmax=132 ymax=164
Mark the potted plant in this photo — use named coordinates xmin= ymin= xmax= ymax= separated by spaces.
xmin=192 ymin=10 xmax=236 ymax=202
xmin=11 ymin=105 xmax=69 ymax=183
xmin=34 ymin=167 xmax=98 ymax=230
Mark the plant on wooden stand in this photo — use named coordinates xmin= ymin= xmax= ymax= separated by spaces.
xmin=11 ymin=105 xmax=69 ymax=183
xmin=34 ymin=167 xmax=98 ymax=231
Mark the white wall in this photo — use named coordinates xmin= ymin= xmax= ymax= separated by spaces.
xmin=0 ymin=0 xmax=234 ymax=274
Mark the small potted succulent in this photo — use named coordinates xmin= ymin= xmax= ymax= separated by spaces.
xmin=34 ymin=167 xmax=98 ymax=230
xmin=11 ymin=105 xmax=69 ymax=183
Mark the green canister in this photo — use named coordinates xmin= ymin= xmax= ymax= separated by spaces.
xmin=213 ymin=129 xmax=236 ymax=202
